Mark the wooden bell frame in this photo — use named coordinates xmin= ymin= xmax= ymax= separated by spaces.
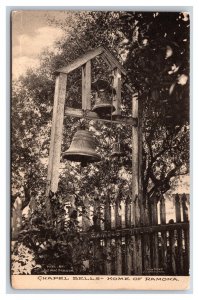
xmin=46 ymin=46 xmax=141 ymax=232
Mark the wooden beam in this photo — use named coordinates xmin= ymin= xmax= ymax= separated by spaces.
xmin=101 ymin=52 xmax=115 ymax=70
xmin=82 ymin=61 xmax=91 ymax=110
xmin=46 ymin=73 xmax=67 ymax=195
xmin=112 ymin=68 xmax=122 ymax=116
xmin=82 ymin=222 xmax=189 ymax=239
xmin=64 ymin=107 xmax=138 ymax=126
xmin=103 ymin=47 xmax=127 ymax=76
xmin=56 ymin=47 xmax=104 ymax=74
xmin=131 ymin=93 xmax=139 ymax=225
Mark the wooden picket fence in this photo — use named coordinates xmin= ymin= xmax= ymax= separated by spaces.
xmin=78 ymin=193 xmax=190 ymax=275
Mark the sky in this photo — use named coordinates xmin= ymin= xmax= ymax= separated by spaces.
xmin=12 ymin=11 xmax=67 ymax=79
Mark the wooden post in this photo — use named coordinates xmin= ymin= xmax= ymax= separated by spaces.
xmin=93 ymin=199 xmax=101 ymax=230
xmin=131 ymin=235 xmax=136 ymax=274
xmin=46 ymin=73 xmax=67 ymax=196
xmin=182 ymin=194 xmax=189 ymax=274
xmin=175 ymin=194 xmax=181 ymax=223
xmin=115 ymin=198 xmax=121 ymax=229
xmin=125 ymin=196 xmax=131 ymax=228
xmin=112 ymin=68 xmax=121 ymax=115
xmin=160 ymin=195 xmax=166 ymax=224
xmin=125 ymin=235 xmax=133 ymax=275
xmin=104 ymin=199 xmax=111 ymax=230
xmin=135 ymin=196 xmax=141 ymax=226
xmin=160 ymin=195 xmax=167 ymax=272
xmin=105 ymin=238 xmax=112 ymax=275
xmin=142 ymin=197 xmax=151 ymax=274
xmin=82 ymin=61 xmax=91 ymax=110
xmin=134 ymin=234 xmax=142 ymax=275
xmin=151 ymin=196 xmax=159 ymax=270
xmin=182 ymin=193 xmax=189 ymax=222
xmin=12 ymin=197 xmax=22 ymax=240
xmin=115 ymin=237 xmax=122 ymax=275
xmin=169 ymin=228 xmax=177 ymax=275
xmin=131 ymin=93 xmax=142 ymax=274
xmin=175 ymin=194 xmax=183 ymax=274
xmin=142 ymin=233 xmax=151 ymax=273
xmin=131 ymin=93 xmax=139 ymax=226
xmin=82 ymin=196 xmax=90 ymax=231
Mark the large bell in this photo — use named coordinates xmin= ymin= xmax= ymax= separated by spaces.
xmin=92 ymin=79 xmax=115 ymax=117
xmin=111 ymin=142 xmax=124 ymax=158
xmin=63 ymin=130 xmax=101 ymax=165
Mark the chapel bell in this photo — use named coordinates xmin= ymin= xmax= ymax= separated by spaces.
xmin=111 ymin=141 xmax=124 ymax=158
xmin=92 ymin=79 xmax=116 ymax=117
xmin=63 ymin=130 xmax=101 ymax=167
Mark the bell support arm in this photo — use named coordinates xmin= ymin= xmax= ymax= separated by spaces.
xmin=64 ymin=107 xmax=138 ymax=126
xmin=82 ymin=61 xmax=91 ymax=110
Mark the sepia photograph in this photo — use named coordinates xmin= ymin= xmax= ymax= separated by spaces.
xmin=11 ymin=10 xmax=190 ymax=289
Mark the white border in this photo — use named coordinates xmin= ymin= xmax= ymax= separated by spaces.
xmin=1 ymin=0 xmax=198 ymax=298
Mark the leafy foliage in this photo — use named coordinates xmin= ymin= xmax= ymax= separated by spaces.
xmin=11 ymin=242 xmax=37 ymax=275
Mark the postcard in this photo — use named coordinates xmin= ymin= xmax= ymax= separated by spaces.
xmin=11 ymin=10 xmax=190 ymax=290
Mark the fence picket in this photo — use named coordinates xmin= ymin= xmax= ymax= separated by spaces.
xmin=182 ymin=193 xmax=189 ymax=222
xmin=160 ymin=196 xmax=167 ymax=273
xmin=181 ymin=194 xmax=189 ymax=274
xmin=134 ymin=234 xmax=142 ymax=274
xmin=160 ymin=195 xmax=166 ymax=224
xmin=169 ymin=226 xmax=177 ymax=275
xmin=105 ymin=238 xmax=112 ymax=274
xmin=115 ymin=237 xmax=122 ymax=275
xmin=125 ymin=236 xmax=133 ymax=275
xmin=104 ymin=200 xmax=111 ymax=230
xmin=151 ymin=197 xmax=159 ymax=270
xmin=125 ymin=196 xmax=131 ymax=227
xmin=175 ymin=194 xmax=181 ymax=222
xmin=115 ymin=198 xmax=121 ymax=229
xmin=142 ymin=234 xmax=151 ymax=274
xmin=82 ymin=197 xmax=90 ymax=231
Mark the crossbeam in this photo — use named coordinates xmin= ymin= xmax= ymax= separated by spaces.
xmin=80 ymin=222 xmax=189 ymax=239
xmin=64 ymin=107 xmax=138 ymax=126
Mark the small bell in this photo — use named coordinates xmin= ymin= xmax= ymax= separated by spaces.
xmin=92 ymin=79 xmax=115 ymax=117
xmin=111 ymin=141 xmax=124 ymax=158
xmin=63 ymin=130 xmax=101 ymax=165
